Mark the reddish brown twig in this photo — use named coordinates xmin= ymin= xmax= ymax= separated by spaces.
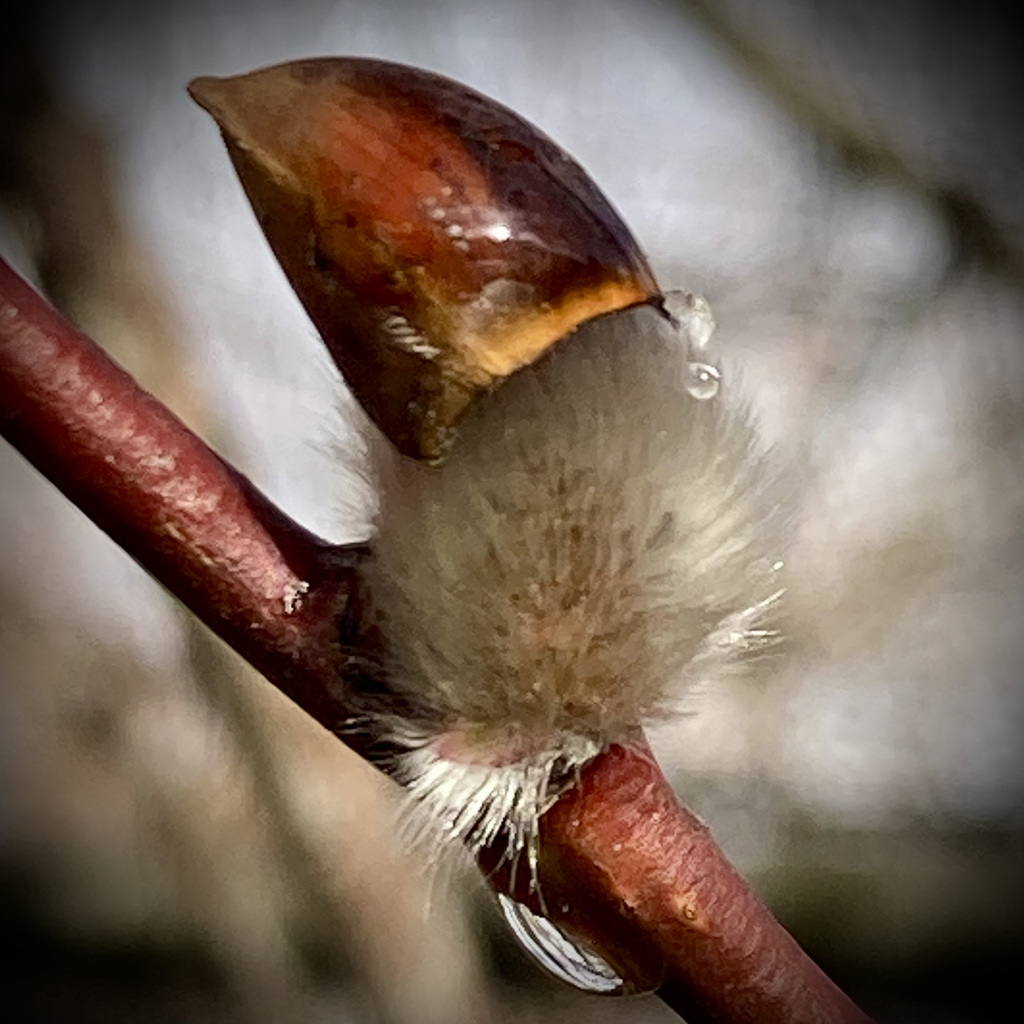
xmin=0 ymin=255 xmax=872 ymax=1023
xmin=0 ymin=256 xmax=362 ymax=734
xmin=535 ymin=743 xmax=872 ymax=1023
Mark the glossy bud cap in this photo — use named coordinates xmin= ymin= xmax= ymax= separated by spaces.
xmin=189 ymin=58 xmax=659 ymax=461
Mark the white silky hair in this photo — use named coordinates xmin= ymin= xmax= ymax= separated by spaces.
xmin=362 ymin=301 xmax=788 ymax=877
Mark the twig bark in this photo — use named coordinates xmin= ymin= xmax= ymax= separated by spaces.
xmin=0 ymin=254 xmax=873 ymax=1023
xmin=0 ymin=255 xmax=364 ymax=732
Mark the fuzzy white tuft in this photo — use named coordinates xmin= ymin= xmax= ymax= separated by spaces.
xmin=381 ymin=718 xmax=600 ymax=893
xmin=361 ymin=301 xmax=788 ymax=888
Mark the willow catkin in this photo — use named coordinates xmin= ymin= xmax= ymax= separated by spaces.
xmin=359 ymin=298 xmax=788 ymax=989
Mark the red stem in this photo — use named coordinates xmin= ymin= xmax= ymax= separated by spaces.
xmin=539 ymin=743 xmax=872 ymax=1023
xmin=0 ymin=256 xmax=361 ymax=733
xmin=0 ymin=255 xmax=872 ymax=1024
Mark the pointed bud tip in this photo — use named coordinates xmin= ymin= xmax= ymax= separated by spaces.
xmin=187 ymin=75 xmax=226 ymax=117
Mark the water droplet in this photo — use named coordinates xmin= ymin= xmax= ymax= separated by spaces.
xmin=662 ymin=290 xmax=716 ymax=352
xmin=498 ymin=895 xmax=626 ymax=995
xmin=685 ymin=296 xmax=715 ymax=352
xmin=685 ymin=361 xmax=720 ymax=400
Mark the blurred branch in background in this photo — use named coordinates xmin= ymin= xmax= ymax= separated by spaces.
xmin=681 ymin=0 xmax=1024 ymax=282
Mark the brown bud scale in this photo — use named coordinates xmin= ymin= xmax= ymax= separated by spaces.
xmin=189 ymin=58 xmax=659 ymax=460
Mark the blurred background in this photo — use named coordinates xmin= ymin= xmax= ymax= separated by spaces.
xmin=1 ymin=1 xmax=1022 ymax=1021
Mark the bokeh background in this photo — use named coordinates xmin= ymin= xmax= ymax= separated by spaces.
xmin=2 ymin=1 xmax=1022 ymax=1021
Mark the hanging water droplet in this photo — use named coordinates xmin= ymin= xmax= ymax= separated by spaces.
xmin=686 ymin=295 xmax=715 ymax=352
xmin=498 ymin=894 xmax=627 ymax=994
xmin=686 ymin=360 xmax=720 ymax=400
xmin=661 ymin=289 xmax=716 ymax=352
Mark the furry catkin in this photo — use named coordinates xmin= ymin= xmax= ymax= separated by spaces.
xmin=360 ymin=301 xmax=787 ymax=886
